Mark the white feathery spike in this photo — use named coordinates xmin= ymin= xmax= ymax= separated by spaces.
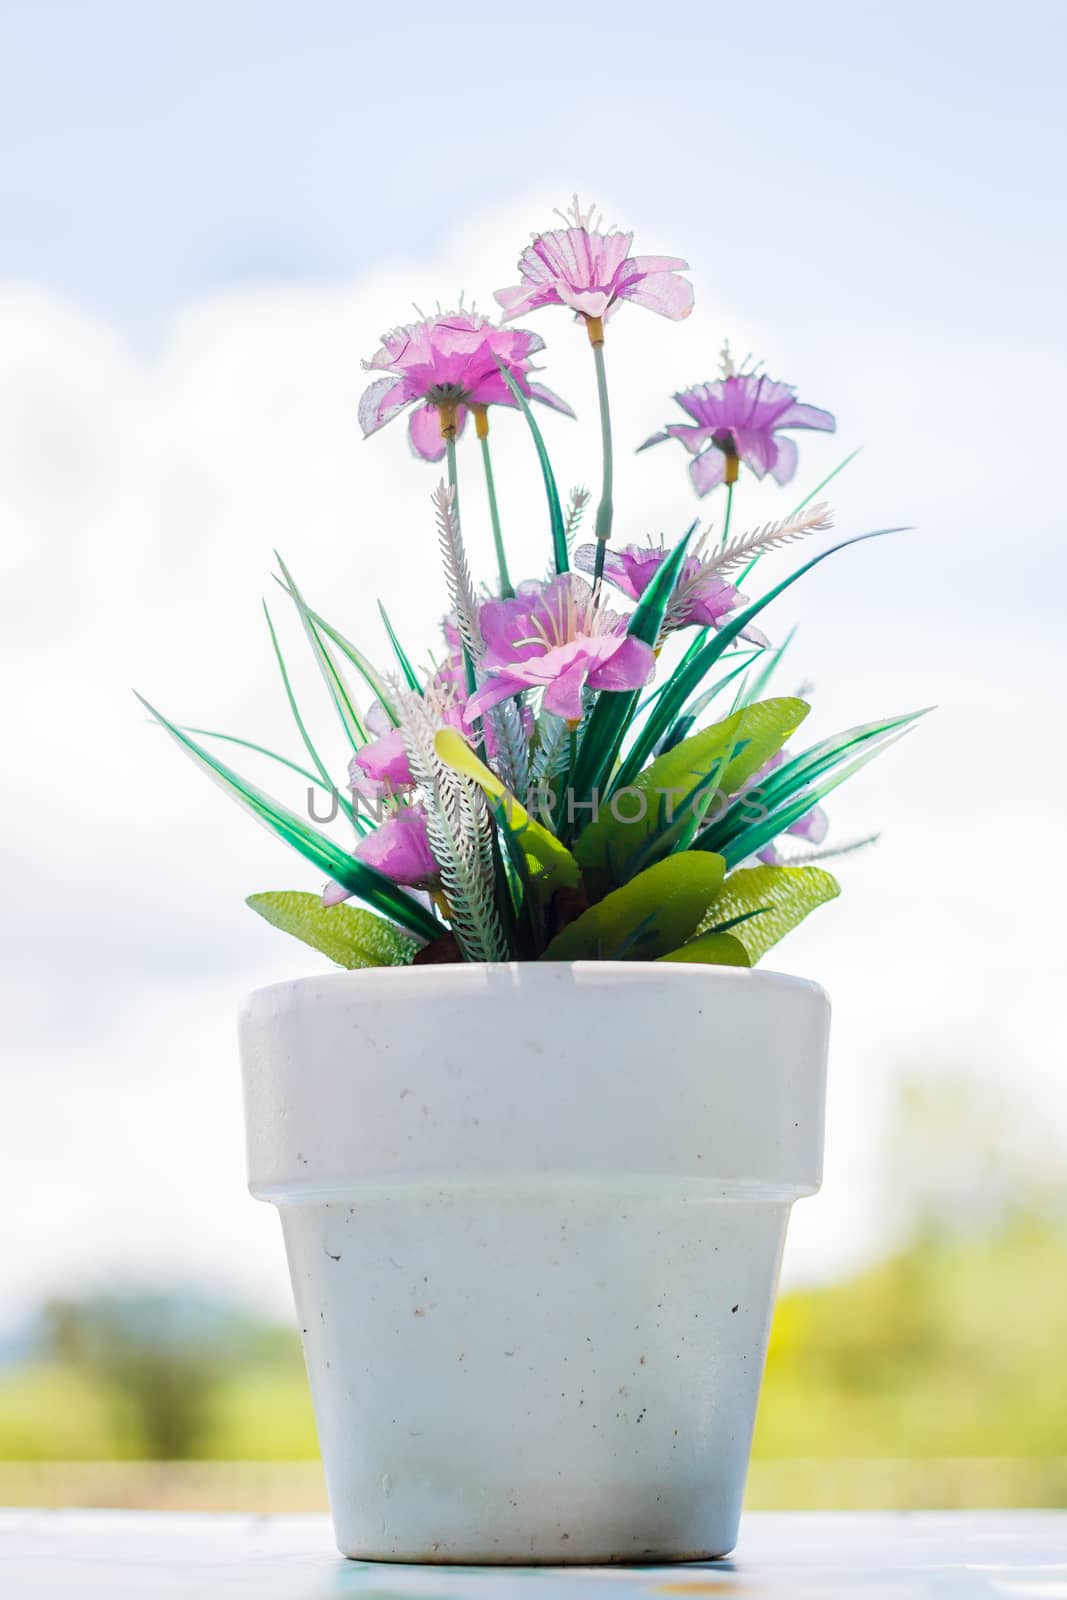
xmin=399 ymin=691 xmax=507 ymax=964
xmin=432 ymin=481 xmax=483 ymax=666
xmin=701 ymin=503 xmax=836 ymax=581
xmin=431 ymin=478 xmax=529 ymax=798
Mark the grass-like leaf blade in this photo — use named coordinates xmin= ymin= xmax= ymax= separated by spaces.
xmin=564 ymin=526 xmax=697 ymax=833
xmin=614 ymin=526 xmax=904 ymax=791
xmin=494 ymin=358 xmax=568 ymax=575
xmin=378 ymin=601 xmax=422 ymax=693
xmin=272 ymin=579 xmax=402 ymax=725
xmin=274 ymin=554 xmax=367 ymax=750
xmin=135 ymin=692 xmax=440 ymax=940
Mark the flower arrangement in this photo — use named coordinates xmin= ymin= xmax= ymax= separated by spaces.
xmin=140 ymin=198 xmax=920 ymax=972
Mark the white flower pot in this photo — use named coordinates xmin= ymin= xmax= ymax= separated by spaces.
xmin=239 ymin=961 xmax=829 ymax=1563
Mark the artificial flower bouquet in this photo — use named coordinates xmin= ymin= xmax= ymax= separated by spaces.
xmin=141 ymin=198 xmax=917 ymax=973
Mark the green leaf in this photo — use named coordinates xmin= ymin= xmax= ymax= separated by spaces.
xmin=262 ymin=601 xmax=334 ymax=792
xmin=246 ymin=891 xmax=418 ymax=968
xmin=434 ymin=728 xmax=580 ymax=893
xmin=182 ymin=725 xmax=361 ymax=830
xmin=695 ymin=865 xmax=841 ymax=963
xmin=574 ymin=697 xmax=809 ymax=896
xmin=564 ymin=526 xmax=697 ymax=833
xmin=135 ymin=692 xmax=441 ymax=941
xmin=717 ymin=727 xmax=913 ymax=869
xmin=377 ymin=601 xmax=422 ymax=693
xmin=613 ymin=526 xmax=903 ymax=791
xmin=494 ymin=358 xmax=568 ymax=574
xmin=272 ymin=555 xmax=367 ymax=750
xmin=656 ymin=931 xmax=752 ymax=967
xmin=655 ymin=651 xmax=761 ymax=755
xmin=696 ymin=711 xmax=924 ymax=861
xmin=541 ymin=851 xmax=726 ymax=962
xmin=272 ymin=579 xmax=401 ymax=725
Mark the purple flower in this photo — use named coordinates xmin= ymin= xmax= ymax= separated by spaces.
xmin=323 ymin=806 xmax=439 ymax=903
xmin=465 ymin=574 xmax=655 ymax=724
xmin=641 ymin=372 xmax=835 ymax=495
xmin=358 ymin=310 xmax=572 ymax=462
xmin=573 ymin=537 xmax=766 ymax=640
xmin=495 ymin=198 xmax=693 ymax=328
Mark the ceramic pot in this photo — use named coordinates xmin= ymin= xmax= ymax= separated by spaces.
xmin=239 ymin=961 xmax=829 ymax=1563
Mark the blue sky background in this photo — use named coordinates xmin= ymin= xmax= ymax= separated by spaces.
xmin=1 ymin=1 xmax=1065 ymax=1330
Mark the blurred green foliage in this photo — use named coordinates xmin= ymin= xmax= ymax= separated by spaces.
xmin=1 ymin=1071 xmax=1064 ymax=1500
xmin=2 ymin=1214 xmax=1064 ymax=1467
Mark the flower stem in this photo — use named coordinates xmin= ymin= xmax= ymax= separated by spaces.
xmin=588 ymin=320 xmax=614 ymax=585
xmin=720 ymin=478 xmax=735 ymax=550
xmin=444 ymin=431 xmax=461 ymax=531
xmin=474 ymin=409 xmax=513 ymax=599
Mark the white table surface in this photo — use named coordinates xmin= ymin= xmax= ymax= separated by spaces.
xmin=2 ymin=1510 xmax=1066 ymax=1598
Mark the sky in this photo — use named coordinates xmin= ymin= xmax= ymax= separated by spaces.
xmin=2 ymin=0 xmax=1066 ymax=1336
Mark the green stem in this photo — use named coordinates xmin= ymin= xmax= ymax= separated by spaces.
xmin=444 ymin=429 xmax=489 ymax=761
xmin=720 ymin=478 xmax=735 ymax=549
xmin=445 ymin=433 xmax=460 ymax=525
xmin=591 ymin=339 xmax=614 ymax=584
xmin=479 ymin=433 xmax=513 ymax=598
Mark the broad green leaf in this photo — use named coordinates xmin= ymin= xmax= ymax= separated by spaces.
xmin=136 ymin=693 xmax=441 ymax=941
xmin=494 ymin=358 xmax=568 ymax=574
xmin=274 ymin=555 xmax=368 ymax=749
xmin=574 ymin=698 xmax=809 ymax=896
xmin=613 ymin=526 xmax=903 ymax=791
xmin=246 ymin=891 xmax=418 ymax=968
xmin=657 ymin=931 xmax=751 ymax=967
xmin=434 ymin=728 xmax=580 ymax=892
xmin=695 ymin=865 xmax=840 ymax=963
xmin=541 ymin=851 xmax=726 ymax=962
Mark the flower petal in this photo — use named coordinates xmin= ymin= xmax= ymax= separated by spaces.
xmin=526 ymin=381 xmax=577 ymax=418
xmin=774 ymin=401 xmax=836 ymax=433
xmin=690 ymin=448 xmax=727 ymax=496
xmin=542 ymin=660 xmax=589 ymax=721
xmin=586 ymin=635 xmax=656 ymax=694
xmin=769 ymin=434 xmax=798 ymax=485
xmin=494 ymin=283 xmax=559 ymax=320
xmin=464 ymin=673 xmax=528 ymax=723
xmin=354 ymin=808 xmax=438 ymax=887
xmin=619 ymin=269 xmax=694 ymax=320
xmin=408 ymin=402 xmax=468 ymax=461
xmin=358 ymin=374 xmax=411 ymax=437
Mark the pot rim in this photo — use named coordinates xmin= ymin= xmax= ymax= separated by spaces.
xmin=243 ymin=960 xmax=828 ymax=1011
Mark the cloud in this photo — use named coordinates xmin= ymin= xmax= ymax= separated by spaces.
xmin=2 ymin=190 xmax=1065 ymax=1330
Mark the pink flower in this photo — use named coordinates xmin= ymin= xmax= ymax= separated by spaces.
xmin=349 ymin=724 xmax=412 ymax=798
xmin=465 ymin=573 xmax=655 ymax=724
xmin=495 ymin=198 xmax=693 ymax=327
xmin=358 ymin=310 xmax=572 ymax=462
xmin=573 ymin=538 xmax=766 ymax=640
xmin=641 ymin=372 xmax=835 ymax=495
xmin=323 ymin=806 xmax=439 ymax=902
